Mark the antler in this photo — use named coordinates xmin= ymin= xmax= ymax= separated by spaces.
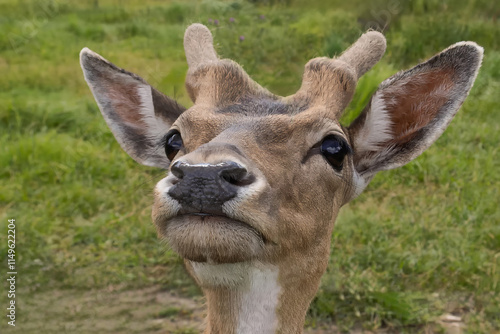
xmin=289 ymin=31 xmax=386 ymax=115
xmin=182 ymin=25 xmax=385 ymax=112
xmin=184 ymin=23 xmax=218 ymax=69
xmin=183 ymin=24 xmax=274 ymax=105
xmin=338 ymin=31 xmax=387 ymax=80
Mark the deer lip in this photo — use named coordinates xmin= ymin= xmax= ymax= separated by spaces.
xmin=163 ymin=213 xmax=268 ymax=264
xmin=174 ymin=213 xmax=273 ymax=246
xmin=176 ymin=213 xmax=263 ymax=237
xmin=188 ymin=212 xmax=221 ymax=217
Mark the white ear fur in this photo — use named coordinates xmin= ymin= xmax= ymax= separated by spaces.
xmin=353 ymin=90 xmax=393 ymax=153
xmin=135 ymin=85 xmax=166 ymax=142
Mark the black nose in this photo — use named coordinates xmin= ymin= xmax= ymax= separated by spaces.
xmin=168 ymin=161 xmax=254 ymax=215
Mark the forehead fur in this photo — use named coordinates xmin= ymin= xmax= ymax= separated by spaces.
xmin=216 ymin=96 xmax=309 ymax=116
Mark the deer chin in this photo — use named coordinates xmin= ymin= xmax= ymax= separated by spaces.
xmin=163 ymin=214 xmax=266 ymax=264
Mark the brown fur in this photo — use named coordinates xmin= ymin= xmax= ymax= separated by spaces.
xmin=80 ymin=24 xmax=483 ymax=334
xmin=108 ymin=85 xmax=146 ymax=130
xmin=384 ymin=69 xmax=454 ymax=143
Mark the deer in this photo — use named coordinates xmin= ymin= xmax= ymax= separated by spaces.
xmin=80 ymin=23 xmax=483 ymax=334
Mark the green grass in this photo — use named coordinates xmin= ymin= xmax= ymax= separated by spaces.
xmin=1 ymin=0 xmax=499 ymax=332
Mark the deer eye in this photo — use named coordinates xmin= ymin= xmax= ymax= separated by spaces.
xmin=320 ymin=135 xmax=351 ymax=171
xmin=165 ymin=130 xmax=183 ymax=161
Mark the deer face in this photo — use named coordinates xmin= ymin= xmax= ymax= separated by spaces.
xmin=80 ymin=24 xmax=482 ymax=287
xmin=153 ymin=100 xmax=356 ymax=265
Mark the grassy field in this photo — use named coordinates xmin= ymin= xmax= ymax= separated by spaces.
xmin=1 ymin=0 xmax=499 ymax=332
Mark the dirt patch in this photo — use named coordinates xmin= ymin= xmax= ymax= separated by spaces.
xmin=14 ymin=286 xmax=461 ymax=333
xmin=17 ymin=286 xmax=205 ymax=333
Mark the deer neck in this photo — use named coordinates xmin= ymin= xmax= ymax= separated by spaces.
xmin=188 ymin=254 xmax=327 ymax=334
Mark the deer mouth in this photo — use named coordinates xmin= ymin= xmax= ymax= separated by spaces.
xmin=162 ymin=213 xmax=266 ymax=264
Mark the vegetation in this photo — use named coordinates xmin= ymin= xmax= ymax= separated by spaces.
xmin=0 ymin=0 xmax=499 ymax=332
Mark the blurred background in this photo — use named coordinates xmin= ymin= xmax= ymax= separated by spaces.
xmin=0 ymin=0 xmax=499 ymax=333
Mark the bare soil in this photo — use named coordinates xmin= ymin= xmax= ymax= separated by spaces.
xmin=17 ymin=286 xmax=205 ymax=333
xmin=13 ymin=286 xmax=462 ymax=334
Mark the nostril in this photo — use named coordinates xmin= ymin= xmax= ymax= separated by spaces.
xmin=170 ymin=161 xmax=185 ymax=179
xmin=220 ymin=165 xmax=255 ymax=187
xmin=230 ymin=173 xmax=256 ymax=186
xmin=221 ymin=172 xmax=240 ymax=185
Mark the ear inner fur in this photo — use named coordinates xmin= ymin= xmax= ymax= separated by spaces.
xmin=107 ymin=84 xmax=147 ymax=132
xmin=348 ymin=42 xmax=483 ymax=177
xmin=384 ymin=69 xmax=455 ymax=145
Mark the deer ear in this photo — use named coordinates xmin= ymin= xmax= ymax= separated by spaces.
xmin=80 ymin=48 xmax=185 ymax=168
xmin=348 ymin=42 xmax=483 ymax=183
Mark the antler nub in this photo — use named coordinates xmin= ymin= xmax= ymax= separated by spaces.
xmin=183 ymin=23 xmax=275 ymax=105
xmin=338 ymin=31 xmax=386 ymax=80
xmin=184 ymin=23 xmax=218 ymax=69
xmin=289 ymin=31 xmax=387 ymax=115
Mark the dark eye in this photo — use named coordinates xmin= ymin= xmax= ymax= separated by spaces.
xmin=320 ymin=135 xmax=351 ymax=171
xmin=165 ymin=130 xmax=183 ymax=161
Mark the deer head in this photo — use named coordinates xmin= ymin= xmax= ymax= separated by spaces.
xmin=80 ymin=24 xmax=482 ymax=333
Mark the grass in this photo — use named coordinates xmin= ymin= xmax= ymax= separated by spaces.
xmin=0 ymin=0 xmax=499 ymax=332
